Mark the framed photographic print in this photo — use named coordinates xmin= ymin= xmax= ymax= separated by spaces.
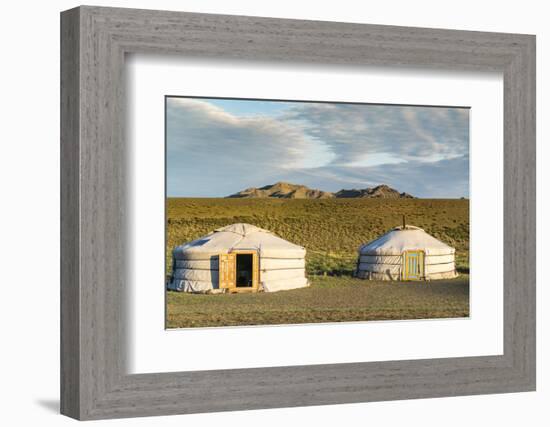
xmin=164 ymin=96 xmax=470 ymax=328
xmin=61 ymin=6 xmax=536 ymax=420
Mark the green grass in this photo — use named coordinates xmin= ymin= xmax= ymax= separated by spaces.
xmin=167 ymin=275 xmax=470 ymax=328
xmin=166 ymin=198 xmax=470 ymax=328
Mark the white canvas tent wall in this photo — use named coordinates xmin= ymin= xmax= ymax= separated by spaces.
xmin=356 ymin=225 xmax=458 ymax=281
xmin=168 ymin=223 xmax=309 ymax=293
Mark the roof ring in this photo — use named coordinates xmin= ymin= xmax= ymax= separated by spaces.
xmin=392 ymin=225 xmax=423 ymax=231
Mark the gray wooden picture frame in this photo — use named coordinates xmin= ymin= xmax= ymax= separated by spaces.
xmin=60 ymin=5 xmax=536 ymax=421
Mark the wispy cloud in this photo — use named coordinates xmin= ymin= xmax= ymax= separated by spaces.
xmin=282 ymin=103 xmax=468 ymax=164
xmin=166 ymin=97 xmax=469 ymax=198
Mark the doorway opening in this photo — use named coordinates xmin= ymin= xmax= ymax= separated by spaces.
xmin=236 ymin=253 xmax=253 ymax=287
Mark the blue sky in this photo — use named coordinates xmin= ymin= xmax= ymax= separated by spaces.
xmin=166 ymin=97 xmax=469 ymax=198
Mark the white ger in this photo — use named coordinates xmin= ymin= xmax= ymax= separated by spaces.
xmin=168 ymin=223 xmax=309 ymax=293
xmin=356 ymin=225 xmax=458 ymax=281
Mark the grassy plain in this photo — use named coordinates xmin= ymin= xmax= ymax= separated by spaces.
xmin=166 ymin=198 xmax=469 ymax=275
xmin=167 ymin=275 xmax=469 ymax=328
xmin=166 ymin=198 xmax=470 ymax=328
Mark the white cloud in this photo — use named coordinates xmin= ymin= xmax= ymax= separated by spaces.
xmin=166 ymin=98 xmax=469 ymax=197
xmin=167 ymin=98 xmax=331 ymax=170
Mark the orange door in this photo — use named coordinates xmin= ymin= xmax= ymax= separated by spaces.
xmin=218 ymin=253 xmax=236 ymax=289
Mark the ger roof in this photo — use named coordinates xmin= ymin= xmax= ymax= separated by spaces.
xmin=173 ymin=223 xmax=306 ymax=259
xmin=359 ymin=225 xmax=455 ymax=256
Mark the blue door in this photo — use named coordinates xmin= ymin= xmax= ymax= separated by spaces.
xmin=404 ymin=251 xmax=424 ymax=280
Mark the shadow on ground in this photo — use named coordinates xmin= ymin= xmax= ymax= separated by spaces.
xmin=35 ymin=399 xmax=59 ymax=414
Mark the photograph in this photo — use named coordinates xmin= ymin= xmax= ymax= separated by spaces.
xmin=50 ymin=3 xmax=539 ymax=421
xmin=165 ymin=96 xmax=470 ymax=328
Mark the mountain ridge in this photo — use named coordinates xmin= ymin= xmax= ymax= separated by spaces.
xmin=227 ymin=182 xmax=414 ymax=199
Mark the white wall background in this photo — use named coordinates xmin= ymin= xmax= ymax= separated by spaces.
xmin=0 ymin=0 xmax=546 ymax=425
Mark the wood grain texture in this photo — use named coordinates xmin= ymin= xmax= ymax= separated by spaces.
xmin=60 ymin=7 xmax=80 ymax=419
xmin=60 ymin=6 xmax=536 ymax=420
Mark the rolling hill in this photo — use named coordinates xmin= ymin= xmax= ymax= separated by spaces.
xmin=227 ymin=182 xmax=414 ymax=199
